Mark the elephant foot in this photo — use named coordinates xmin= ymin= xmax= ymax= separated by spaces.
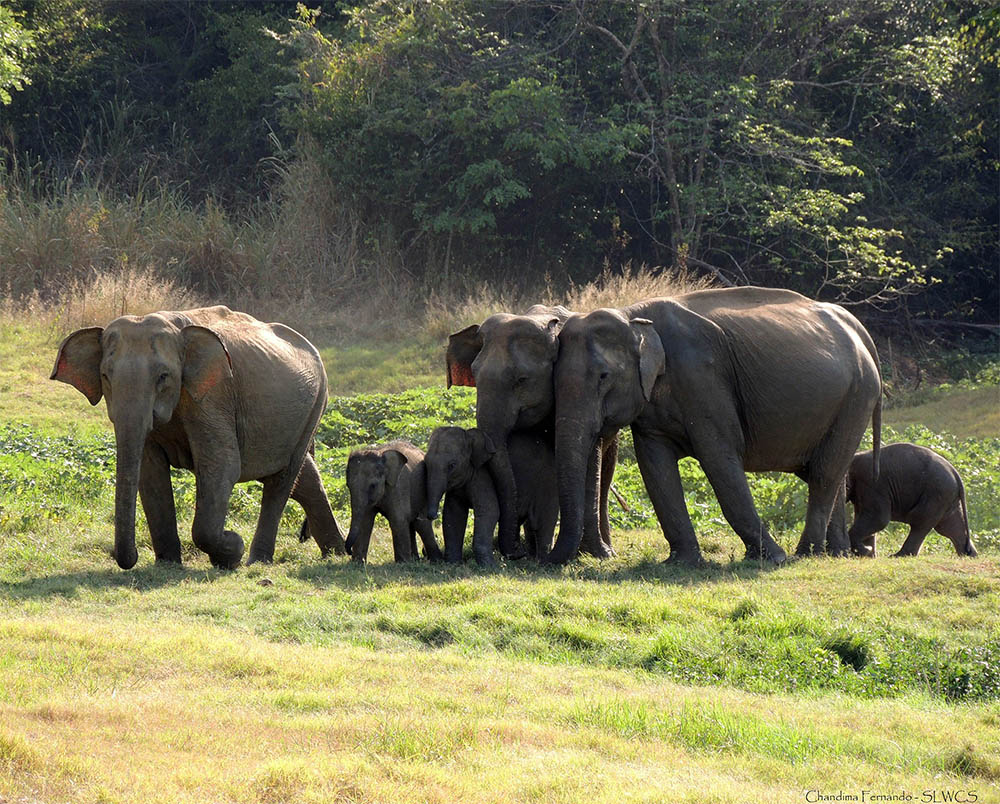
xmin=154 ymin=554 xmax=183 ymax=565
xmin=501 ymin=542 xmax=529 ymax=560
xmin=746 ymin=542 xmax=787 ymax=565
xmin=891 ymin=550 xmax=916 ymax=558
xmin=665 ymin=549 xmax=704 ymax=567
xmin=298 ymin=520 xmax=310 ymax=543
xmin=211 ymin=530 xmax=245 ymax=569
xmin=581 ymin=542 xmax=615 ymax=560
xmin=851 ymin=545 xmax=875 ymax=558
xmin=475 ymin=555 xmax=499 ymax=570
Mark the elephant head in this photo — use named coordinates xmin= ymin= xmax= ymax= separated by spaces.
xmin=51 ymin=314 xmax=232 ymax=569
xmin=424 ymin=426 xmax=496 ymax=520
xmin=548 ymin=309 xmax=664 ymax=564
xmin=446 ymin=305 xmax=566 ymax=556
xmin=344 ymin=447 xmax=408 ymax=561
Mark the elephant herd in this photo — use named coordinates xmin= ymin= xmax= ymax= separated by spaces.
xmin=50 ymin=288 xmax=977 ymax=571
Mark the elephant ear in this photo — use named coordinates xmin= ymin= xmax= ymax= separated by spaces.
xmin=382 ymin=449 xmax=409 ymax=486
xmin=50 ymin=327 xmax=104 ymax=405
xmin=182 ymin=325 xmax=233 ymax=401
xmin=446 ymin=324 xmax=482 ymax=388
xmin=467 ymin=428 xmax=496 ymax=468
xmin=631 ymin=318 xmax=665 ymax=401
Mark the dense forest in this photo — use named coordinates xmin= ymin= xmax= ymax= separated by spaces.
xmin=1 ymin=0 xmax=997 ymax=336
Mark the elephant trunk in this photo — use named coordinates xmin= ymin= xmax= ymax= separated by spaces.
xmin=346 ymin=506 xmax=376 ymax=563
xmin=112 ymin=413 xmax=150 ymax=570
xmin=484 ymin=441 xmax=522 ymax=558
xmin=425 ymin=465 xmax=448 ymax=521
xmin=547 ymin=417 xmax=597 ymax=565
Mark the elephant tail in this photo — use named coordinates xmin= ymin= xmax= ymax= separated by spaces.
xmin=871 ymin=392 xmax=881 ymax=485
xmin=958 ymin=473 xmax=975 ymax=556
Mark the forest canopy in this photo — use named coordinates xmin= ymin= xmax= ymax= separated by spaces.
xmin=1 ymin=0 xmax=997 ymax=327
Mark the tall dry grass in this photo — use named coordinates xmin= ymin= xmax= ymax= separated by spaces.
xmin=422 ymin=262 xmax=715 ymax=340
xmin=2 ymin=152 xmax=715 ymax=343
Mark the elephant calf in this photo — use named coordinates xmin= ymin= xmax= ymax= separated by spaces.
xmin=345 ymin=440 xmax=443 ymax=563
xmin=425 ymin=427 xmax=558 ymax=566
xmin=847 ymin=442 xmax=976 ymax=558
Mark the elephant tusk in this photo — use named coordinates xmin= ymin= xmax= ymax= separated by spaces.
xmin=609 ymin=484 xmax=630 ymax=513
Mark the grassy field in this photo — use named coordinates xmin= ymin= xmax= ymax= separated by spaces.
xmin=1 ymin=310 xmax=999 ymax=803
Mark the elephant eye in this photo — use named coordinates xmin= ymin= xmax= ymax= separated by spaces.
xmin=156 ymin=372 xmax=170 ymax=386
xmin=514 ymin=375 xmax=529 ymax=387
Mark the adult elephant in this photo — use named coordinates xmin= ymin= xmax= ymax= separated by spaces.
xmin=51 ymin=305 xmax=346 ymax=569
xmin=447 ymin=305 xmax=617 ymax=559
xmin=547 ymin=287 xmax=882 ymax=565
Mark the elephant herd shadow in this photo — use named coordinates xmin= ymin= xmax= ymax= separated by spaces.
xmin=2 ymin=548 xmax=785 ymax=602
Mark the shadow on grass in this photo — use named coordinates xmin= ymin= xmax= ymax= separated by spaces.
xmin=0 ymin=561 xmax=217 ymax=601
xmin=288 ymin=552 xmax=785 ymax=591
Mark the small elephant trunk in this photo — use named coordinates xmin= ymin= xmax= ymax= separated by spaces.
xmin=112 ymin=414 xmax=150 ymax=570
xmin=346 ymin=506 xmax=376 ymax=563
xmin=425 ymin=465 xmax=448 ymax=521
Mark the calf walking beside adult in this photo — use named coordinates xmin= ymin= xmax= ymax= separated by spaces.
xmin=547 ymin=287 xmax=882 ymax=565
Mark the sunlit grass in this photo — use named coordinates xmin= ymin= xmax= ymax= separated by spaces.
xmin=2 ymin=315 xmax=999 ymax=802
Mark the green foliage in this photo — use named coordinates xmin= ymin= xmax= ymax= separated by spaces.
xmin=0 ymin=5 xmax=34 ymax=104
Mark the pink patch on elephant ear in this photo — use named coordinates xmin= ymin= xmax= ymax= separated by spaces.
xmin=447 ymin=360 xmax=476 ymax=388
xmin=186 ymin=359 xmax=229 ymax=400
xmin=53 ymin=353 xmax=102 ymax=405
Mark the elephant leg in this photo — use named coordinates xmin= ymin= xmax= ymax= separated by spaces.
xmin=699 ymin=452 xmax=786 ymax=564
xmin=191 ymin=457 xmax=243 ymax=570
xmin=632 ymin=432 xmax=703 ymax=565
xmin=290 ymin=452 xmax=346 ymax=557
xmin=442 ymin=495 xmax=469 ymax=563
xmin=935 ymin=506 xmax=976 ymax=556
xmin=580 ymin=442 xmax=613 ymax=559
xmin=534 ymin=496 xmax=558 ymax=560
xmin=414 ymin=518 xmax=442 ymax=561
xmin=522 ymin=519 xmax=538 ymax=559
xmin=823 ymin=483 xmax=851 ymax=557
xmin=470 ymin=489 xmax=500 ymax=568
xmin=797 ymin=474 xmax=851 ymax=557
xmin=894 ymin=503 xmax=940 ymax=556
xmin=798 ymin=412 xmax=871 ymax=557
xmin=894 ymin=523 xmax=933 ymax=557
xmin=248 ymin=467 xmax=302 ymax=565
xmin=139 ymin=442 xmax=181 ymax=563
xmin=388 ymin=514 xmax=413 ymax=562
xmin=847 ymin=506 xmax=889 ymax=557
xmin=598 ymin=434 xmax=618 ymax=556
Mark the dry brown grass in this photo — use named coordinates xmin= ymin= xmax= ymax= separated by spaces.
xmin=0 ymin=265 xmax=203 ymax=331
xmin=423 ymin=262 xmax=715 ymax=340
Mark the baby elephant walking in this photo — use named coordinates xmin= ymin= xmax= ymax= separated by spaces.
xmin=345 ymin=440 xmax=443 ymax=563
xmin=847 ymin=442 xmax=976 ymax=558
xmin=424 ymin=427 xmax=558 ymax=566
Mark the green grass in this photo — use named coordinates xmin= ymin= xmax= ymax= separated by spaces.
xmin=2 ymin=319 xmax=1000 ymax=802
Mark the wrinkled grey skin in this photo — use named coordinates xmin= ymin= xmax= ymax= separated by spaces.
xmin=344 ymin=440 xmax=443 ymax=563
xmin=847 ymin=442 xmax=976 ymax=558
xmin=425 ymin=427 xmax=558 ymax=566
xmin=51 ymin=306 xmax=345 ymax=569
xmin=548 ymin=287 xmax=882 ymax=566
xmin=447 ymin=305 xmax=617 ymax=560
